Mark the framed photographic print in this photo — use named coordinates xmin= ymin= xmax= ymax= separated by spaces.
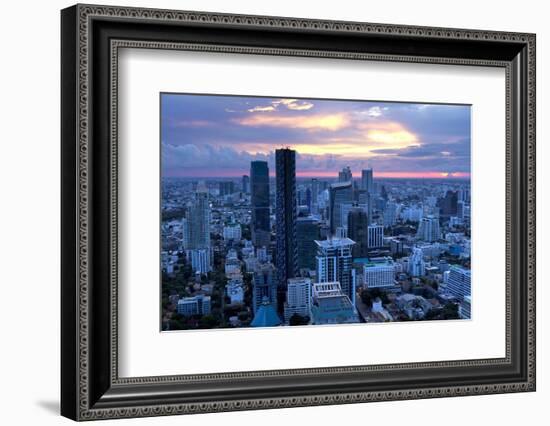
xmin=61 ymin=4 xmax=536 ymax=421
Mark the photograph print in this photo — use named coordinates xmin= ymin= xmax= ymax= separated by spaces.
xmin=161 ymin=93 xmax=472 ymax=331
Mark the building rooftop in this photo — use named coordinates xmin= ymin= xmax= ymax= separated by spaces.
xmin=450 ymin=265 xmax=471 ymax=276
xmin=363 ymin=262 xmax=394 ymax=268
xmin=362 ymin=256 xmax=394 ymax=267
xmin=177 ymin=294 xmax=210 ymax=304
xmin=311 ymin=292 xmax=358 ymax=324
xmin=250 ymin=300 xmax=281 ymax=327
xmin=287 ymin=277 xmax=312 ymax=285
xmin=312 ymin=281 xmax=343 ymax=298
xmin=314 ymin=237 xmax=356 ymax=249
xmin=329 ymin=181 xmax=352 ymax=189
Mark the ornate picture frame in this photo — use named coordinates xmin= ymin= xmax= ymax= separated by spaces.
xmin=61 ymin=4 xmax=536 ymax=421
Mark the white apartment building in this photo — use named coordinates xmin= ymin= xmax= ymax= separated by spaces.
xmin=283 ymin=277 xmax=312 ymax=323
xmin=363 ymin=257 xmax=396 ymax=289
xmin=186 ymin=248 xmax=212 ymax=274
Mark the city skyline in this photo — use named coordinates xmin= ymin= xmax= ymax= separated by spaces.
xmin=161 ymin=94 xmax=471 ymax=179
xmin=161 ymin=93 xmax=472 ymax=331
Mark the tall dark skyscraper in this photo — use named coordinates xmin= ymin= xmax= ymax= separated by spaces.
xmin=360 ymin=168 xmax=375 ymax=222
xmin=185 ymin=182 xmax=212 ymax=273
xmin=186 ymin=183 xmax=211 ymax=250
xmin=241 ymin=174 xmax=250 ymax=193
xmin=250 ymin=161 xmax=270 ymax=248
xmin=347 ymin=207 xmax=369 ymax=258
xmin=439 ymin=190 xmax=458 ymax=216
xmin=310 ymin=178 xmax=319 ymax=213
xmin=329 ymin=181 xmax=354 ymax=235
xmin=361 ymin=168 xmax=373 ymax=192
xmin=275 ymin=148 xmax=298 ymax=296
xmin=305 ymin=188 xmax=312 ymax=212
xmin=296 ymin=216 xmax=320 ymax=270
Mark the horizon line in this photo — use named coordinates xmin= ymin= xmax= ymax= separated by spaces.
xmin=163 ymin=173 xmax=471 ymax=180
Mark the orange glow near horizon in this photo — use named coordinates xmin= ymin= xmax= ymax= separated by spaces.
xmin=228 ymin=118 xmax=419 ymax=157
xmin=358 ymin=121 xmax=419 ymax=146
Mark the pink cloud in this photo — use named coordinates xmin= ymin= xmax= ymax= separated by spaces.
xmin=233 ymin=112 xmax=350 ymax=131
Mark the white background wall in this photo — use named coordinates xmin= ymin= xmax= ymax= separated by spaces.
xmin=0 ymin=0 xmax=547 ymax=424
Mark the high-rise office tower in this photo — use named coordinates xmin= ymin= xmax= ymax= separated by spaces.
xmin=459 ymin=295 xmax=471 ymax=319
xmin=380 ymin=184 xmax=388 ymax=200
xmin=187 ymin=183 xmax=210 ymax=248
xmin=186 ymin=183 xmax=212 ymax=273
xmin=416 ymin=215 xmax=441 ymax=242
xmin=296 ymin=187 xmax=304 ymax=206
xmin=457 ymin=200 xmax=470 ymax=221
xmin=338 ymin=166 xmax=353 ymax=182
xmin=275 ymin=148 xmax=298 ymax=295
xmin=367 ymin=224 xmax=384 ymax=249
xmin=241 ymin=174 xmax=250 ymax=194
xmin=389 ymin=237 xmax=405 ymax=256
xmin=457 ymin=188 xmax=470 ymax=203
xmin=361 ymin=168 xmax=374 ymax=192
xmin=383 ymin=201 xmax=398 ymax=227
xmin=250 ymin=161 xmax=270 ymax=248
xmin=296 ymin=216 xmax=320 ymax=270
xmin=339 ymin=203 xmax=368 ymax=231
xmin=315 ymin=237 xmax=357 ymax=305
xmin=409 ymin=247 xmax=425 ymax=277
xmin=360 ymin=168 xmax=375 ymax=222
xmin=446 ymin=265 xmax=471 ymax=300
xmin=181 ymin=217 xmax=189 ymax=249
xmin=347 ymin=207 xmax=369 ymax=258
xmin=305 ymin=188 xmax=312 ymax=212
xmin=329 ymin=181 xmax=353 ymax=235
xmin=310 ymin=178 xmax=319 ymax=213
xmin=438 ymin=190 xmax=458 ymax=216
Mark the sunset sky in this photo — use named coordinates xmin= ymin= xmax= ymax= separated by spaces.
xmin=161 ymin=93 xmax=471 ymax=179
